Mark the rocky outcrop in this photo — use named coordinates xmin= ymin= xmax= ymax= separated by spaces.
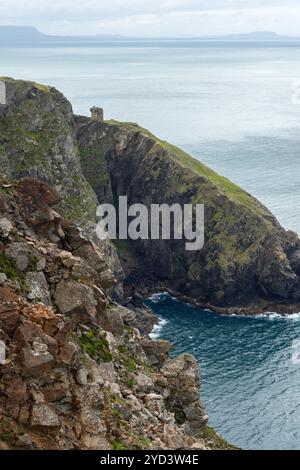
xmin=0 ymin=77 xmax=97 ymax=231
xmin=77 ymin=120 xmax=300 ymax=314
xmin=0 ymin=176 xmax=230 ymax=450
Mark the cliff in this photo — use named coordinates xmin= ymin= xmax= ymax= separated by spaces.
xmin=0 ymin=77 xmax=98 ymax=231
xmin=77 ymin=119 xmax=300 ymax=314
xmin=0 ymin=176 xmax=231 ymax=450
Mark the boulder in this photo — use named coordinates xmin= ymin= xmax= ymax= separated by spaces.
xmin=98 ymin=306 xmax=124 ymax=335
xmin=5 ymin=242 xmax=45 ymax=272
xmin=161 ymin=354 xmax=207 ymax=437
xmin=30 ymin=404 xmax=61 ymax=429
xmin=25 ymin=271 xmax=52 ymax=305
xmin=54 ymin=280 xmax=97 ymax=318
xmin=21 ymin=346 xmax=55 ymax=376
xmin=0 ymin=218 xmax=13 ymax=239
xmin=141 ymin=338 xmax=173 ymax=369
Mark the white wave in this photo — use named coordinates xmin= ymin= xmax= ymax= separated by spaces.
xmin=230 ymin=311 xmax=300 ymax=321
xmin=147 ymin=292 xmax=171 ymax=303
xmin=150 ymin=317 xmax=169 ymax=339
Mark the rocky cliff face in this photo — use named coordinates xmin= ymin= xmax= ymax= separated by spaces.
xmin=77 ymin=120 xmax=300 ymax=314
xmin=0 ymin=176 xmax=231 ymax=450
xmin=0 ymin=77 xmax=97 ymax=231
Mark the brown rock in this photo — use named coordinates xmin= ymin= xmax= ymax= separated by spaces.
xmin=21 ymin=346 xmax=55 ymax=376
xmin=18 ymin=406 xmax=30 ymax=424
xmin=141 ymin=338 xmax=173 ymax=368
xmin=98 ymin=306 xmax=124 ymax=335
xmin=42 ymin=384 xmax=68 ymax=403
xmin=58 ymin=341 xmax=77 ymax=365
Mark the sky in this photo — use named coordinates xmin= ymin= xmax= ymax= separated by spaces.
xmin=1 ymin=0 xmax=300 ymax=37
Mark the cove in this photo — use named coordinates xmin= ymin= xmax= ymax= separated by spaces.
xmin=146 ymin=293 xmax=300 ymax=450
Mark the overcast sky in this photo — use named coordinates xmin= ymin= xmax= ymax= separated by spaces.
xmin=1 ymin=0 xmax=300 ymax=37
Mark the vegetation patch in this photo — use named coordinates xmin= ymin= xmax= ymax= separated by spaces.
xmin=78 ymin=331 xmax=112 ymax=363
xmin=118 ymin=345 xmax=137 ymax=372
xmin=0 ymin=253 xmax=28 ymax=294
xmin=111 ymin=438 xmax=127 ymax=450
xmin=199 ymin=425 xmax=238 ymax=450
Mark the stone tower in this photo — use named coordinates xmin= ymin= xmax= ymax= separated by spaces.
xmin=90 ymin=106 xmax=104 ymax=122
xmin=0 ymin=80 xmax=6 ymax=106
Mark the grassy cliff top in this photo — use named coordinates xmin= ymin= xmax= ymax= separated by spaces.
xmin=104 ymin=120 xmax=272 ymax=220
xmin=0 ymin=76 xmax=51 ymax=93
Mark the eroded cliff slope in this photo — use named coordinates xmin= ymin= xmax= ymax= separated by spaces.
xmin=77 ymin=119 xmax=300 ymax=313
xmin=0 ymin=176 xmax=229 ymax=450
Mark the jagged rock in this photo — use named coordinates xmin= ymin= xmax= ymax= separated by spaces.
xmin=55 ymin=250 xmax=80 ymax=268
xmin=141 ymin=338 xmax=173 ymax=368
xmin=58 ymin=341 xmax=77 ymax=365
xmin=2 ymin=377 xmax=27 ymax=403
xmin=98 ymin=306 xmax=124 ymax=335
xmin=5 ymin=242 xmax=45 ymax=272
xmin=135 ymin=372 xmax=154 ymax=393
xmin=15 ymin=433 xmax=35 ymax=449
xmin=54 ymin=280 xmax=97 ymax=318
xmin=30 ymin=404 xmax=61 ymax=429
xmin=21 ymin=346 xmax=55 ymax=376
xmin=163 ymin=424 xmax=185 ymax=450
xmin=73 ymin=242 xmax=106 ymax=272
xmin=161 ymin=355 xmax=207 ymax=437
xmin=0 ymin=217 xmax=13 ymax=239
xmin=80 ymin=408 xmax=107 ymax=435
xmin=42 ymin=383 xmax=69 ymax=402
xmin=25 ymin=271 xmax=52 ymax=305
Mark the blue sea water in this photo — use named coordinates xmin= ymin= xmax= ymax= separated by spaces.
xmin=1 ymin=40 xmax=300 ymax=449
xmin=146 ymin=294 xmax=300 ymax=450
xmin=1 ymin=41 xmax=300 ymax=232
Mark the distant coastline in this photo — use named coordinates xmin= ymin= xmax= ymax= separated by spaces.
xmin=1 ymin=25 xmax=300 ymax=44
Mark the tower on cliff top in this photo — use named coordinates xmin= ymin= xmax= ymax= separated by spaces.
xmin=90 ymin=106 xmax=104 ymax=122
xmin=0 ymin=80 xmax=6 ymax=106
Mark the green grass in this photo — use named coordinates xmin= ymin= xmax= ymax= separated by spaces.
xmin=0 ymin=77 xmax=51 ymax=93
xmin=111 ymin=438 xmax=127 ymax=450
xmin=105 ymin=120 xmax=270 ymax=218
xmin=104 ymin=120 xmax=155 ymax=139
xmin=78 ymin=331 xmax=112 ymax=363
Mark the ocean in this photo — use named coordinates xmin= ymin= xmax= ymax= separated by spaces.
xmin=1 ymin=40 xmax=300 ymax=449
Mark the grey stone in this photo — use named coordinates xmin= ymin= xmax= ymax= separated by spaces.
xmin=0 ymin=218 xmax=13 ymax=239
xmin=25 ymin=271 xmax=52 ymax=305
xmin=0 ymin=273 xmax=8 ymax=285
xmin=31 ymin=404 xmax=61 ymax=429
xmin=54 ymin=280 xmax=97 ymax=317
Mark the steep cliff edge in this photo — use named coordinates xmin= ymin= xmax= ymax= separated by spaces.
xmin=0 ymin=177 xmax=231 ymax=450
xmin=0 ymin=77 xmax=97 ymax=231
xmin=77 ymin=119 xmax=300 ymax=314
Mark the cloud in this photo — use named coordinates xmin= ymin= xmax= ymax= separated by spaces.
xmin=1 ymin=0 xmax=300 ymax=36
